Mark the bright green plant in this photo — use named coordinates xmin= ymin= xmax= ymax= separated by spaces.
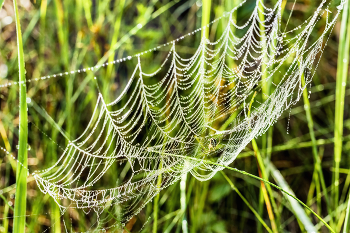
xmin=12 ymin=0 xmax=28 ymax=232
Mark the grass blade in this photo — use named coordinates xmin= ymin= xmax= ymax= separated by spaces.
xmin=201 ymin=0 xmax=211 ymax=40
xmin=343 ymin=192 xmax=350 ymax=233
xmin=249 ymin=93 xmax=279 ymax=233
xmin=333 ymin=0 xmax=350 ymax=215
xmin=171 ymin=153 xmax=335 ymax=232
xmin=153 ymin=163 xmax=162 ymax=233
xmin=180 ymin=172 xmax=188 ymax=233
xmin=12 ymin=0 xmax=28 ymax=232
xmin=267 ymin=161 xmax=317 ymax=232
xmin=220 ymin=171 xmax=273 ymax=233
xmin=301 ymin=71 xmax=331 ymax=217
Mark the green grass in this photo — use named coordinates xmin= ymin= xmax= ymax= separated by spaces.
xmin=220 ymin=171 xmax=273 ymax=233
xmin=0 ymin=0 xmax=349 ymax=232
xmin=172 ymin=153 xmax=336 ymax=232
xmin=12 ymin=0 xmax=28 ymax=232
xmin=333 ymin=0 xmax=350 ymax=222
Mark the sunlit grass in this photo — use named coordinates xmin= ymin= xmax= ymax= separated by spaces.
xmin=0 ymin=0 xmax=349 ymax=232
xmin=12 ymin=0 xmax=27 ymax=232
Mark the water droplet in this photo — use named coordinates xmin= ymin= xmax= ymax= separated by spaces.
xmin=342 ymin=82 xmax=346 ymax=87
xmin=27 ymin=145 xmax=31 ymax=151
xmin=137 ymin=23 xmax=143 ymax=29
xmin=16 ymin=145 xmax=19 ymax=150
xmin=26 ymin=97 xmax=31 ymax=104
xmin=0 ymin=64 xmax=8 ymax=78
xmin=286 ymin=109 xmax=291 ymax=135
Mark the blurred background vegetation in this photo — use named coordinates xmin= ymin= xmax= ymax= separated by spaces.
xmin=0 ymin=0 xmax=349 ymax=232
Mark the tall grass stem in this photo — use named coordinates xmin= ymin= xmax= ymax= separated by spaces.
xmin=333 ymin=0 xmax=350 ymax=214
xmin=12 ymin=0 xmax=28 ymax=232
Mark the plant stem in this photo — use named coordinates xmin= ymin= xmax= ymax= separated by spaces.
xmin=334 ymin=0 xmax=350 ymax=215
xmin=220 ymin=171 xmax=273 ymax=233
xmin=267 ymin=160 xmax=317 ymax=232
xmin=153 ymin=163 xmax=163 ymax=233
xmin=257 ymin=1 xmax=281 ymax=230
xmin=201 ymin=0 xmax=211 ymax=40
xmin=252 ymin=139 xmax=278 ymax=233
xmin=165 ymin=152 xmax=335 ymax=233
xmin=180 ymin=172 xmax=188 ymax=233
xmin=13 ymin=0 xmax=28 ymax=232
xmin=106 ymin=0 xmax=126 ymax=81
xmin=301 ymin=71 xmax=330 ymax=211
xmin=249 ymin=93 xmax=279 ymax=232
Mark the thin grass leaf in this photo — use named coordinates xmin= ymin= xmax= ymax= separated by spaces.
xmin=333 ymin=0 xmax=350 ymax=217
xmin=12 ymin=0 xmax=28 ymax=232
xmin=220 ymin=171 xmax=273 ymax=233
xmin=267 ymin=161 xmax=317 ymax=232
xmin=170 ymin=153 xmax=335 ymax=233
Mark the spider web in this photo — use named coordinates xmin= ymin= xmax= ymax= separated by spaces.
xmin=24 ymin=0 xmax=346 ymax=229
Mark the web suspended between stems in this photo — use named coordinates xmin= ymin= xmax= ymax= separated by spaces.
xmin=30 ymin=0 xmax=345 ymax=228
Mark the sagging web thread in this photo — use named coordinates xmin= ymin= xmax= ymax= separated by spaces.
xmin=9 ymin=0 xmax=342 ymax=229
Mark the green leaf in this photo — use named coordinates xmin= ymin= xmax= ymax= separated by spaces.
xmin=12 ymin=0 xmax=28 ymax=232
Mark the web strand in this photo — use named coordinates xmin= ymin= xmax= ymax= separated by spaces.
xmin=1 ymin=0 xmax=344 ymax=230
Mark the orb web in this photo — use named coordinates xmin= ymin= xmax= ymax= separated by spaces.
xmin=20 ymin=0 xmax=345 ymax=229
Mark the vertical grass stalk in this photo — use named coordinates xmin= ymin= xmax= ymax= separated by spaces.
xmin=153 ymin=163 xmax=162 ymax=233
xmin=344 ymin=191 xmax=350 ymax=233
xmin=334 ymin=0 xmax=350 ymax=213
xmin=257 ymin=1 xmax=280 ymax=230
xmin=220 ymin=171 xmax=273 ymax=233
xmin=249 ymin=93 xmax=279 ymax=233
xmin=300 ymin=70 xmax=331 ymax=219
xmin=106 ymin=0 xmax=126 ymax=81
xmin=13 ymin=0 xmax=28 ymax=232
xmin=201 ymin=0 xmax=211 ymax=40
xmin=180 ymin=171 xmax=188 ymax=233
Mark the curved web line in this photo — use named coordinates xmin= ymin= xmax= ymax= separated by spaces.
xmin=30 ymin=0 xmax=345 ymax=228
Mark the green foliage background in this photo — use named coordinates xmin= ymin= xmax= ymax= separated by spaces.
xmin=0 ymin=0 xmax=349 ymax=232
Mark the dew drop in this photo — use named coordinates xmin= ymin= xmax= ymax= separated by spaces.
xmin=16 ymin=145 xmax=19 ymax=150
xmin=286 ymin=109 xmax=291 ymax=135
xmin=26 ymin=97 xmax=31 ymax=104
